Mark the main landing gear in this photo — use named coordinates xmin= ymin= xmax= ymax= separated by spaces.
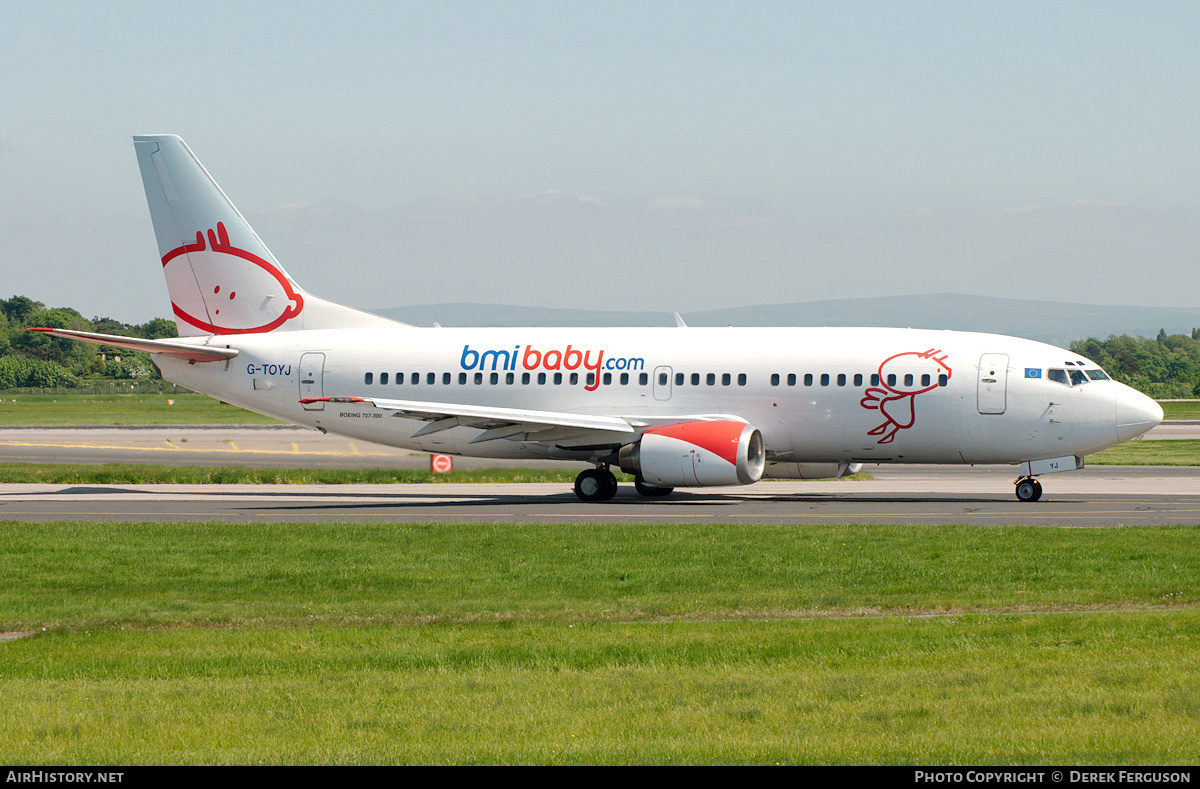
xmin=574 ymin=467 xmax=618 ymax=502
xmin=572 ymin=467 xmax=677 ymax=501
xmin=1014 ymin=477 xmax=1043 ymax=502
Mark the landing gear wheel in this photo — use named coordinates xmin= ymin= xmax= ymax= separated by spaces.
xmin=575 ymin=468 xmax=618 ymax=502
xmin=1015 ymin=478 xmax=1043 ymax=502
xmin=634 ymin=476 xmax=674 ymax=497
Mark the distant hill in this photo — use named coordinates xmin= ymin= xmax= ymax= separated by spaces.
xmin=374 ymin=294 xmax=1200 ymax=347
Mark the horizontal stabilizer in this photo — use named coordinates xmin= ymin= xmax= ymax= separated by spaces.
xmin=27 ymin=328 xmax=238 ymax=362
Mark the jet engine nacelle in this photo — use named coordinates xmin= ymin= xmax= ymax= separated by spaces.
xmin=763 ymin=461 xmax=864 ymax=479
xmin=619 ymin=420 xmax=765 ymax=488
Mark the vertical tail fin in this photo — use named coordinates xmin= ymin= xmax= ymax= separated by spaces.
xmin=133 ymin=135 xmax=403 ymax=336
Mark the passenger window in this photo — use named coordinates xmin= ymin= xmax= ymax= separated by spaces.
xmin=837 ymin=374 xmax=846 ymax=386
xmin=569 ymin=372 xmax=578 ymax=385
xmin=603 ymin=372 xmax=612 ymax=385
xmin=621 ymin=373 xmax=629 ymax=385
xmin=871 ymin=374 xmax=879 ymax=387
xmin=443 ymin=372 xmax=452 ymax=385
xmin=554 ymin=372 xmax=563 ymax=385
xmin=706 ymin=373 xmax=716 ymax=385
xmin=660 ymin=372 xmax=670 ymax=386
xmin=675 ymin=373 xmax=684 ymax=386
xmin=886 ymin=374 xmax=896 ymax=387
xmin=396 ymin=372 xmax=405 ymax=384
xmin=787 ymin=374 xmax=796 ymax=386
xmin=820 ymin=373 xmax=829 ymax=386
xmin=474 ymin=373 xmax=483 ymax=384
xmin=411 ymin=371 xmax=419 ymax=384
xmin=804 ymin=374 xmax=813 ymax=386
xmin=588 ymin=373 xmax=596 ymax=387
xmin=427 ymin=372 xmax=435 ymax=385
xmin=364 ymin=372 xmax=373 ymax=385
xmin=721 ymin=373 xmax=731 ymax=386
xmin=505 ymin=372 xmax=514 ymax=384
xmin=691 ymin=373 xmax=700 ymax=386
xmin=921 ymin=374 xmax=930 ymax=387
xmin=854 ymin=374 xmax=863 ymax=387
xmin=771 ymin=373 xmax=780 ymax=386
xmin=522 ymin=372 xmax=530 ymax=384
xmin=639 ymin=373 xmax=648 ymax=385
xmin=904 ymin=374 xmax=913 ymax=386
xmin=938 ymin=374 xmax=948 ymax=386
xmin=538 ymin=372 xmax=546 ymax=385
xmin=737 ymin=373 xmax=746 ymax=386
xmin=379 ymin=372 xmax=388 ymax=385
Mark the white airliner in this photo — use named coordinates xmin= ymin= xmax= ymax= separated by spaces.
xmin=33 ymin=135 xmax=1164 ymax=502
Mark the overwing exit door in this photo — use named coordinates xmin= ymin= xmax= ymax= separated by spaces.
xmin=299 ymin=353 xmax=325 ymax=410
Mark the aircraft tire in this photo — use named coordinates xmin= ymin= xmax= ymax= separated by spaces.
xmin=575 ymin=468 xmax=617 ymax=502
xmin=634 ymin=476 xmax=674 ymax=497
xmin=1015 ymin=478 xmax=1042 ymax=502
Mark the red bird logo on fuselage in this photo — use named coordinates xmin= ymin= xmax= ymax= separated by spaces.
xmin=860 ymin=349 xmax=952 ymax=444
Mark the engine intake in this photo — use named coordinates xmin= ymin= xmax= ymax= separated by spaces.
xmin=619 ymin=420 xmax=765 ymax=488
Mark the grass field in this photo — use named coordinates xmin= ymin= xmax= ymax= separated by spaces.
xmin=0 ymin=393 xmax=283 ymax=426
xmin=1163 ymin=400 xmax=1200 ymax=420
xmin=2 ymin=520 xmax=1197 ymax=764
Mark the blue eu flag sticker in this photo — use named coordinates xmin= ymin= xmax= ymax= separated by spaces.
xmin=1025 ymin=368 xmax=1042 ymax=379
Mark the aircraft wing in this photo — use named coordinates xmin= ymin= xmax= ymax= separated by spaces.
xmin=26 ymin=328 xmax=238 ymax=362
xmin=299 ymin=395 xmax=639 ymax=448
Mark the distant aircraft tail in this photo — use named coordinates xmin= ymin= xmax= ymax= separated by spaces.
xmin=133 ymin=135 xmax=403 ymax=336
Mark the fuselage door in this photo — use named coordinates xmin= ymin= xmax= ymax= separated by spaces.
xmin=977 ymin=353 xmax=1009 ymax=415
xmin=653 ymin=366 xmax=673 ymax=401
xmin=299 ymin=352 xmax=326 ymax=410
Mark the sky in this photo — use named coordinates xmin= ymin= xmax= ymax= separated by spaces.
xmin=2 ymin=1 xmax=1199 ymax=323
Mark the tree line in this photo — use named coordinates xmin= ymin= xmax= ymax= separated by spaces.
xmin=1070 ymin=329 xmax=1200 ymax=399
xmin=0 ymin=295 xmax=174 ymax=389
xmin=2 ymin=293 xmax=1199 ymax=397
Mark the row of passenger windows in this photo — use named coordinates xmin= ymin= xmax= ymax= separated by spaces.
xmin=365 ymin=371 xmax=651 ymax=386
xmin=769 ymin=372 xmax=948 ymax=388
xmin=363 ymin=370 xmax=950 ymax=389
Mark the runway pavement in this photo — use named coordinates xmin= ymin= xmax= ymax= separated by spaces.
xmin=0 ymin=425 xmax=1196 ymax=524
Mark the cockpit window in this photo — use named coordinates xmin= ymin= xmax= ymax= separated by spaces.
xmin=1049 ymin=367 xmax=1110 ymax=386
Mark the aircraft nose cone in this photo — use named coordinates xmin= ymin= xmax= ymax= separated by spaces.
xmin=1114 ymin=387 xmax=1163 ymax=442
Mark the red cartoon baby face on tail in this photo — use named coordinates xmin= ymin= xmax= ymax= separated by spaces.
xmin=162 ymin=222 xmax=304 ymax=334
xmin=859 ymin=349 xmax=952 ymax=444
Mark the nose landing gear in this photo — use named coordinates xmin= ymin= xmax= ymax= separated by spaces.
xmin=1014 ymin=477 xmax=1043 ymax=502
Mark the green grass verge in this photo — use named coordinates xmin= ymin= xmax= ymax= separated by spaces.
xmin=1 ymin=521 xmax=1197 ymax=764
xmin=1162 ymin=401 xmax=1200 ymax=420
xmin=1087 ymin=439 xmax=1200 ymax=465
xmin=0 ymin=393 xmax=283 ymax=425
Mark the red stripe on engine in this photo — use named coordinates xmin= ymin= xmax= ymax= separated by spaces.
xmin=645 ymin=421 xmax=744 ymax=465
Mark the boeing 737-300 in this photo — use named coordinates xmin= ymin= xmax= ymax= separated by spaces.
xmin=32 ymin=135 xmax=1164 ymax=502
